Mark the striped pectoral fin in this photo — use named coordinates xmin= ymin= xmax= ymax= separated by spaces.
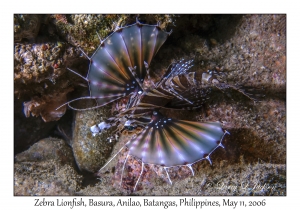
xmin=85 ymin=23 xmax=170 ymax=109
xmin=126 ymin=112 xmax=227 ymax=167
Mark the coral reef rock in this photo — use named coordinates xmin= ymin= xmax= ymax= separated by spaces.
xmin=14 ymin=138 xmax=82 ymax=195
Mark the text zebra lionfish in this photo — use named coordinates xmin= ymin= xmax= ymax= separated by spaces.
xmin=58 ymin=19 xmax=254 ymax=191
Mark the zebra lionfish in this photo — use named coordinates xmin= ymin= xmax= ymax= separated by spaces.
xmin=58 ymin=19 xmax=236 ymax=191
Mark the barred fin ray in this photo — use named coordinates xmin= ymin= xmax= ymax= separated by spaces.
xmin=164 ymin=167 xmax=172 ymax=185
xmin=66 ymin=68 xmax=88 ymax=81
xmin=172 ymin=76 xmax=186 ymax=89
xmin=156 ymin=59 xmax=199 ymax=106
xmin=120 ymin=154 xmax=129 ymax=187
xmin=187 ymin=164 xmax=195 ymax=176
xmin=146 ymin=89 xmax=174 ymax=99
xmin=134 ymin=162 xmax=144 ymax=191
xmin=56 ymin=95 xmax=124 ymax=111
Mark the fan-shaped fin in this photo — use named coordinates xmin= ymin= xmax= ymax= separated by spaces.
xmin=126 ymin=111 xmax=226 ymax=167
xmin=86 ymin=23 xmax=170 ymax=108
